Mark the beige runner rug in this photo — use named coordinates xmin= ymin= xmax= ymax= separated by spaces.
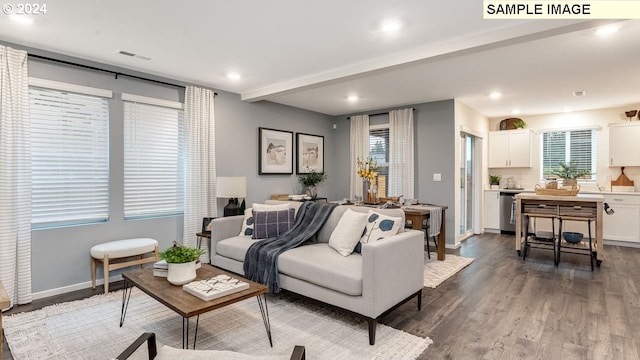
xmin=4 ymin=288 xmax=432 ymax=360
xmin=424 ymin=252 xmax=474 ymax=288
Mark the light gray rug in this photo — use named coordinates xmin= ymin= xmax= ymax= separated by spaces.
xmin=424 ymin=252 xmax=474 ymax=288
xmin=4 ymin=288 xmax=432 ymax=360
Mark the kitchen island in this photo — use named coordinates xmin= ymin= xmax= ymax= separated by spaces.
xmin=514 ymin=192 xmax=604 ymax=265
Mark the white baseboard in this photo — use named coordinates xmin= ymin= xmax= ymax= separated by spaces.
xmin=31 ymin=274 xmax=122 ymax=300
xmin=603 ymin=239 xmax=640 ymax=249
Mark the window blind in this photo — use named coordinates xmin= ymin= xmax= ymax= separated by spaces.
xmin=30 ymin=86 xmax=110 ymax=227
xmin=541 ymin=129 xmax=595 ymax=180
xmin=369 ymin=127 xmax=389 ymax=197
xmin=123 ymin=100 xmax=184 ymax=219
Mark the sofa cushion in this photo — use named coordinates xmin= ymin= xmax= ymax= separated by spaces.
xmin=252 ymin=208 xmax=295 ymax=239
xmin=216 ymin=236 xmax=258 ymax=262
xmin=328 ymin=208 xmax=369 ymax=256
xmin=278 ymin=243 xmax=363 ymax=296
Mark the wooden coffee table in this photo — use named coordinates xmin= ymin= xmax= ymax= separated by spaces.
xmin=120 ymin=265 xmax=270 ymax=349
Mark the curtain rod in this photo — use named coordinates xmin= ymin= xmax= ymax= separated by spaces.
xmin=28 ymin=54 xmax=218 ymax=95
xmin=347 ymin=108 xmax=414 ymax=119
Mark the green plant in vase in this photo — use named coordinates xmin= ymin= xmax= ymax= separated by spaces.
xmin=297 ymin=168 xmax=327 ymax=199
xmin=550 ymin=161 xmax=591 ymax=187
xmin=489 ymin=174 xmax=501 ymax=188
xmin=159 ymin=241 xmax=205 ymax=285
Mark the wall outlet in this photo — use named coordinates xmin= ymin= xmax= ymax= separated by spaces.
xmin=433 ymin=173 xmax=441 ymax=182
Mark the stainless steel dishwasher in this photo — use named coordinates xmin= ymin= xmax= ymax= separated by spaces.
xmin=500 ymin=191 xmax=522 ymax=234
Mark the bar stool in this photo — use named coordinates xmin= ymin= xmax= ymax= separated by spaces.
xmin=557 ymin=217 xmax=595 ymax=271
xmin=522 ymin=214 xmax=558 ymax=265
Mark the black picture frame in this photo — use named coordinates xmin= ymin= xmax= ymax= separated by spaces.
xmin=296 ymin=133 xmax=324 ymax=174
xmin=201 ymin=217 xmax=215 ymax=234
xmin=258 ymin=127 xmax=294 ymax=174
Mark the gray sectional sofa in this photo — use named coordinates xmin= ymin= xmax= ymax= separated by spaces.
xmin=209 ymin=201 xmax=425 ymax=345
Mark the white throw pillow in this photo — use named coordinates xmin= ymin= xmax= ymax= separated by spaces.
xmin=253 ymin=202 xmax=291 ymax=211
xmin=360 ymin=209 xmax=403 ymax=244
xmin=328 ymin=209 xmax=369 ymax=256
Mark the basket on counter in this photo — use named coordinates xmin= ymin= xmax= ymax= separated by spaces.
xmin=534 ymin=184 xmax=580 ymax=196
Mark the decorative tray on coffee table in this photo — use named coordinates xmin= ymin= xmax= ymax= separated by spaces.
xmin=183 ymin=274 xmax=250 ymax=301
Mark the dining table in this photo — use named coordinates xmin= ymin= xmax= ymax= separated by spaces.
xmin=402 ymin=204 xmax=448 ymax=261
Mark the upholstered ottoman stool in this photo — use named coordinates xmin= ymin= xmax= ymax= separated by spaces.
xmin=91 ymin=238 xmax=159 ymax=293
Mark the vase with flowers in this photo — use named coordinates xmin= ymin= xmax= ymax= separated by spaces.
xmin=357 ymin=157 xmax=379 ymax=203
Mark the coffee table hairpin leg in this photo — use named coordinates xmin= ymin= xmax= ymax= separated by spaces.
xmin=183 ymin=316 xmax=200 ymax=349
xmin=120 ymin=280 xmax=133 ymax=327
xmin=257 ymin=294 xmax=273 ymax=347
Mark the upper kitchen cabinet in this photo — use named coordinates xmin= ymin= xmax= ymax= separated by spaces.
xmin=610 ymin=123 xmax=640 ymax=166
xmin=488 ymin=129 xmax=533 ymax=168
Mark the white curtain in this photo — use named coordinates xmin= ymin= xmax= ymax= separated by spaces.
xmin=183 ymin=86 xmax=216 ymax=263
xmin=0 ymin=46 xmax=32 ymax=309
xmin=349 ymin=114 xmax=370 ymax=199
xmin=389 ymin=108 xmax=414 ymax=198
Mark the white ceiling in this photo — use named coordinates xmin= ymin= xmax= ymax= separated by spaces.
xmin=1 ymin=1 xmax=639 ymax=117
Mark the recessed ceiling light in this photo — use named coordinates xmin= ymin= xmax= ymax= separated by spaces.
xmin=573 ymin=90 xmax=586 ymax=97
xmin=381 ymin=20 xmax=402 ymax=33
xmin=489 ymin=92 xmax=502 ymax=100
xmin=227 ymin=72 xmax=241 ymax=81
xmin=9 ymin=15 xmax=33 ymax=25
xmin=511 ymin=109 xmax=521 ymax=115
xmin=595 ymin=24 xmax=619 ymax=37
xmin=347 ymin=95 xmax=359 ymax=102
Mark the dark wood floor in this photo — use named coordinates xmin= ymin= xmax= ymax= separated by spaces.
xmin=3 ymin=233 xmax=640 ymax=359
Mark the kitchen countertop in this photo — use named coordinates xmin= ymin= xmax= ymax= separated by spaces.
xmin=486 ymin=188 xmax=638 ymax=195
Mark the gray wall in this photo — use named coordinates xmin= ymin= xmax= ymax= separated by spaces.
xmin=331 ymin=100 xmax=457 ymax=246
xmin=26 ymin=57 xmax=335 ymax=296
xmin=214 ymin=91 xmax=335 ymax=211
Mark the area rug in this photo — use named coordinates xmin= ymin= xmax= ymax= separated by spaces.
xmin=424 ymin=252 xmax=474 ymax=288
xmin=4 ymin=288 xmax=432 ymax=360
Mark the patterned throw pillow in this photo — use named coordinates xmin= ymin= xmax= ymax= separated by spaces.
xmin=360 ymin=210 xmax=403 ymax=244
xmin=239 ymin=208 xmax=255 ymax=237
xmin=252 ymin=208 xmax=296 ymax=239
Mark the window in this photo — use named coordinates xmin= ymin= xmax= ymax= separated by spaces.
xmin=369 ymin=126 xmax=389 ymax=197
xmin=123 ymin=94 xmax=184 ymax=219
xmin=541 ymin=129 xmax=596 ymax=180
xmin=29 ymin=80 xmax=111 ymax=228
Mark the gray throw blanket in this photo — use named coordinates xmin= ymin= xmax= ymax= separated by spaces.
xmin=243 ymin=201 xmax=337 ymax=293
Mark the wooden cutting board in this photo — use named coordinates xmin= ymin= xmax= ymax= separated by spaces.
xmin=612 ymin=167 xmax=634 ymax=186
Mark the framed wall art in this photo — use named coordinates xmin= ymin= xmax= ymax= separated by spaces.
xmin=296 ymin=132 xmax=324 ymax=174
xmin=258 ymin=127 xmax=294 ymax=174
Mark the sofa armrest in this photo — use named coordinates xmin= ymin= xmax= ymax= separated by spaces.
xmin=361 ymin=229 xmax=424 ymax=317
xmin=210 ymin=216 xmax=244 ymax=252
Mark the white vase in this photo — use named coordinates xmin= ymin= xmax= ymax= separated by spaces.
xmin=167 ymin=261 xmax=197 ymax=285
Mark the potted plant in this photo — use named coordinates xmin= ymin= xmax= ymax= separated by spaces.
xmin=489 ymin=174 xmax=501 ymax=189
xmin=550 ymin=161 xmax=591 ymax=187
xmin=159 ymin=242 xmax=205 ymax=285
xmin=297 ymin=168 xmax=327 ymax=199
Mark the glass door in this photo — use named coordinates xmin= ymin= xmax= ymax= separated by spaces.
xmin=460 ymin=133 xmax=475 ymax=236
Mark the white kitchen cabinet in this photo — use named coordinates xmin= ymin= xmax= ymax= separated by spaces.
xmin=609 ymin=123 xmax=640 ymax=166
xmin=603 ymin=194 xmax=640 ymax=243
xmin=484 ymin=190 xmax=500 ymax=231
xmin=488 ymin=129 xmax=532 ymax=168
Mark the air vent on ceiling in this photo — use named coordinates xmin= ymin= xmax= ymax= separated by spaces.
xmin=116 ymin=50 xmax=151 ymax=61
xmin=573 ymin=90 xmax=586 ymax=97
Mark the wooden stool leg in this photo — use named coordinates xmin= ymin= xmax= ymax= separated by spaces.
xmin=103 ymin=255 xmax=110 ymax=293
xmin=91 ymin=257 xmax=97 ymax=289
xmin=139 ymin=254 xmax=144 ymax=269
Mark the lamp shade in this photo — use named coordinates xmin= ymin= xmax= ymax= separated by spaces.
xmin=216 ymin=177 xmax=247 ymax=198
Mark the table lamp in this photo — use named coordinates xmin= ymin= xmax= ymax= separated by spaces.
xmin=217 ymin=176 xmax=247 ymax=217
